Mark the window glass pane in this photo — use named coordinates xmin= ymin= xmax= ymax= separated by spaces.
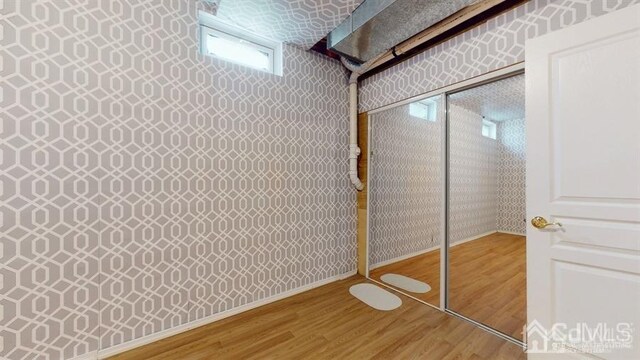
xmin=409 ymin=101 xmax=437 ymax=122
xmin=206 ymin=33 xmax=271 ymax=71
xmin=199 ymin=13 xmax=282 ymax=76
xmin=482 ymin=120 xmax=496 ymax=139
xmin=482 ymin=124 xmax=490 ymax=137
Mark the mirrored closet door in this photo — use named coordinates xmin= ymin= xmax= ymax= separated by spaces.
xmin=367 ymin=95 xmax=444 ymax=308
xmin=446 ymin=73 xmax=526 ymax=340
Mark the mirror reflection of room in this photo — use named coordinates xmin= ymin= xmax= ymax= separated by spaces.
xmin=368 ymin=95 xmax=442 ymax=307
xmin=447 ymin=74 xmax=526 ymax=340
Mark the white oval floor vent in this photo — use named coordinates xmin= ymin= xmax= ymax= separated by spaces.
xmin=349 ymin=283 xmax=402 ymax=311
xmin=380 ymin=273 xmax=431 ymax=294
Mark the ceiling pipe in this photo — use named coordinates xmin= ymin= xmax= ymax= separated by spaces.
xmin=341 ymin=56 xmax=381 ymax=191
xmin=340 ymin=0 xmax=520 ymax=191
xmin=353 ymin=0 xmax=512 ymax=77
xmin=341 ymin=5 xmax=462 ymax=190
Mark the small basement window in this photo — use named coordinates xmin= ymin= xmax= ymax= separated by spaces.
xmin=199 ymin=12 xmax=283 ymax=76
xmin=482 ymin=119 xmax=497 ymax=139
xmin=409 ymin=99 xmax=437 ymax=122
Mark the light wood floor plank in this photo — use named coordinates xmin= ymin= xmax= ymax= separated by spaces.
xmin=370 ymin=232 xmax=526 ymax=340
xmin=109 ymin=275 xmax=525 ymax=360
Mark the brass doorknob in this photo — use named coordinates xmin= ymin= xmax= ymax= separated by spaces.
xmin=531 ymin=216 xmax=562 ymax=229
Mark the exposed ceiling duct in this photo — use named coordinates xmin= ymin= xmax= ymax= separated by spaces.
xmin=328 ymin=0 xmax=479 ymax=63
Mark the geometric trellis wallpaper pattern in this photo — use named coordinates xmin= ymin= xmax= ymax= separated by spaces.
xmin=1 ymin=0 xmax=634 ymax=358
xmin=368 ymin=97 xmax=443 ymax=267
xmin=448 ymin=105 xmax=499 ymax=244
xmin=449 ymin=73 xmax=526 ymax=236
xmin=448 ymin=75 xmax=525 ymax=122
xmin=448 ymin=105 xmax=526 ymax=243
xmin=0 ymin=1 xmax=354 ymax=359
xmin=359 ymin=0 xmax=640 ymax=112
xmin=215 ymin=0 xmax=362 ymax=49
xmin=368 ymin=90 xmax=524 ymax=262
xmin=496 ymin=118 xmax=526 ymax=234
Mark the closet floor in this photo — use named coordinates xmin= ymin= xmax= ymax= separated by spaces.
xmin=449 ymin=232 xmax=526 ymax=340
xmin=109 ymin=275 xmax=525 ymax=360
xmin=370 ymin=232 xmax=526 ymax=340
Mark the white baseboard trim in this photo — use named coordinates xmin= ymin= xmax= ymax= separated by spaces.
xmin=450 ymin=230 xmax=497 ymax=247
xmin=497 ymin=230 xmax=526 ymax=236
xmin=370 ymin=244 xmax=440 ymax=270
xmin=96 ymin=269 xmax=356 ymax=359
xmin=369 ymin=230 xmax=524 ymax=271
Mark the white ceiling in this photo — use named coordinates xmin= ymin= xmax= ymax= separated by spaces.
xmin=449 ymin=74 xmax=525 ymax=122
xmin=215 ymin=0 xmax=362 ymax=49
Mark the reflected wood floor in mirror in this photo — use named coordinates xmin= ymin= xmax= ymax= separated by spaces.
xmin=369 ymin=250 xmax=441 ymax=307
xmin=109 ymin=276 xmax=525 ymax=360
xmin=450 ymin=232 xmax=526 ymax=340
xmin=370 ymin=232 xmax=526 ymax=340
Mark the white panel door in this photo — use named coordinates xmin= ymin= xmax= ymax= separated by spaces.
xmin=526 ymin=4 xmax=640 ymax=360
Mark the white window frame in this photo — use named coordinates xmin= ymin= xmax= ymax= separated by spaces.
xmin=199 ymin=11 xmax=283 ymax=76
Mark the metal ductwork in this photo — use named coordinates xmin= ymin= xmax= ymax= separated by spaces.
xmin=328 ymin=0 xmax=478 ymax=63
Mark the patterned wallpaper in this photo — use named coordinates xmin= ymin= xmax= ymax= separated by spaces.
xmin=369 ymin=91 xmax=525 ymax=260
xmin=368 ymin=97 xmax=443 ymax=266
xmin=3 ymin=0 xmax=633 ymax=358
xmin=359 ymin=0 xmax=640 ymax=112
xmin=449 ymin=75 xmax=525 ymax=121
xmin=497 ymin=118 xmax=526 ymax=234
xmin=216 ymin=0 xmax=361 ymax=49
xmin=450 ymin=74 xmax=526 ymax=236
xmin=0 ymin=1 xmax=354 ymax=359
xmin=448 ymin=105 xmax=498 ymax=244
